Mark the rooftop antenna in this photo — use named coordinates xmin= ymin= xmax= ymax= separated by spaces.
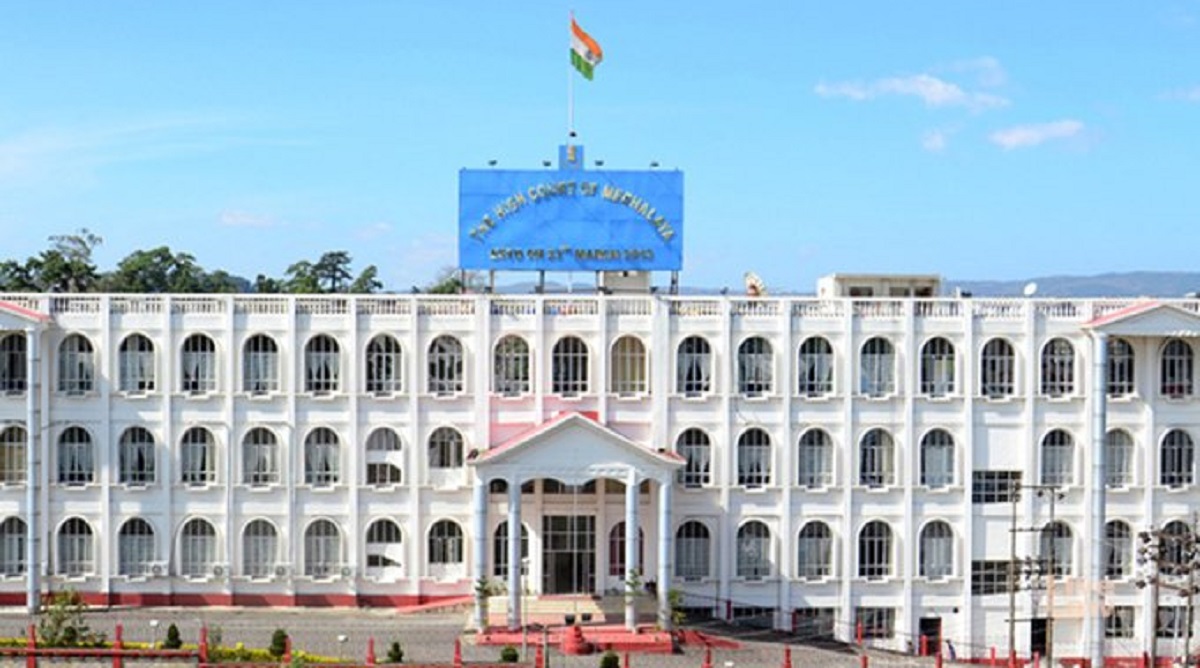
xmin=1022 ymin=281 xmax=1039 ymax=298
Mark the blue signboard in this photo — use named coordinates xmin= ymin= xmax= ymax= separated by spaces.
xmin=458 ymin=166 xmax=683 ymax=271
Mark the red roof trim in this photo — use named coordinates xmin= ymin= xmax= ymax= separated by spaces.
xmin=1084 ymin=300 xmax=1161 ymax=328
xmin=473 ymin=411 xmax=681 ymax=464
xmin=0 ymin=300 xmax=50 ymax=323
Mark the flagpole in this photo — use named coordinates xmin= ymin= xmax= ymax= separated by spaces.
xmin=567 ymin=10 xmax=575 ymax=145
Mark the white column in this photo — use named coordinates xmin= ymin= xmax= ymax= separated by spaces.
xmin=657 ymin=479 xmax=672 ymax=629
xmin=24 ymin=327 xmax=39 ymax=614
xmin=507 ymin=479 xmax=522 ymax=630
xmin=472 ymin=476 xmax=488 ymax=630
xmin=1087 ymin=332 xmax=1108 ymax=668
xmin=625 ymin=469 xmax=639 ymax=631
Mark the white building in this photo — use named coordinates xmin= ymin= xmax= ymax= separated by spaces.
xmin=0 ymin=274 xmax=1198 ymax=662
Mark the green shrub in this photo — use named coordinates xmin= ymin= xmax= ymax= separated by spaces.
xmin=269 ymin=628 xmax=290 ymax=658
xmin=599 ymin=650 xmax=620 ymax=668
xmin=163 ymin=623 xmax=183 ymax=650
xmin=499 ymin=645 xmax=519 ymax=663
xmin=385 ymin=641 xmax=404 ymax=663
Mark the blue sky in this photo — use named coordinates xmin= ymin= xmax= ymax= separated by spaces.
xmin=2 ymin=1 xmax=1199 ymax=293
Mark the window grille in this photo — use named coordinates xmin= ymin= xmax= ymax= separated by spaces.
xmin=242 ymin=519 xmax=278 ymax=579
xmin=1107 ymin=338 xmax=1135 ymax=397
xmin=920 ymin=337 xmax=956 ymax=397
xmin=180 ymin=334 xmax=217 ymax=394
xmin=1161 ymin=429 xmax=1195 ymax=488
xmin=798 ymin=429 xmax=833 ymax=488
xmin=551 ymin=336 xmax=589 ymax=397
xmin=0 ymin=426 xmax=26 ymax=484
xmin=675 ymin=521 xmax=710 ymax=580
xmin=118 ymin=334 xmax=155 ymax=393
xmin=57 ymin=517 xmax=94 ymax=576
xmin=919 ymin=521 xmax=954 ymax=579
xmin=365 ymin=335 xmax=403 ymax=394
xmin=676 ymin=428 xmax=711 ymax=488
xmin=304 ymin=519 xmax=342 ymax=578
xmin=1106 ymin=430 xmax=1134 ymax=487
xmin=860 ymin=337 xmax=895 ymax=397
xmin=736 ymin=521 xmax=771 ymax=579
xmin=305 ymin=335 xmax=341 ymax=394
xmin=304 ymin=428 xmax=340 ymax=486
xmin=429 ymin=520 xmax=464 ymax=564
xmin=797 ymin=337 xmax=834 ymax=396
xmin=0 ymin=517 xmax=26 ymax=576
xmin=243 ymin=428 xmax=279 ymax=486
xmin=57 ymin=334 xmax=94 ymax=395
xmin=676 ymin=336 xmax=712 ymax=397
xmin=737 ymin=428 xmax=772 ymax=488
xmin=920 ymin=429 xmax=955 ymax=489
xmin=180 ymin=427 xmax=216 ymax=485
xmin=118 ymin=427 xmax=156 ymax=485
xmin=57 ymin=426 xmax=94 ymax=485
xmin=859 ymin=429 xmax=895 ymax=488
xmin=493 ymin=335 xmax=530 ymax=396
xmin=117 ymin=518 xmax=155 ymax=577
xmin=429 ymin=427 xmax=464 ymax=469
xmin=242 ymin=334 xmax=279 ymax=394
xmin=0 ymin=334 xmax=26 ymax=394
xmin=1162 ymin=338 xmax=1194 ymax=398
xmin=610 ymin=336 xmax=648 ymax=396
xmin=428 ymin=336 xmax=464 ymax=395
xmin=1041 ymin=338 xmax=1076 ymax=397
xmin=797 ymin=521 xmax=833 ymax=580
xmin=980 ymin=338 xmax=1015 ymax=398
xmin=737 ymin=336 xmax=773 ymax=397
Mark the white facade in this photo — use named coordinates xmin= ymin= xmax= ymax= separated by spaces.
xmin=1 ymin=290 xmax=1199 ymax=661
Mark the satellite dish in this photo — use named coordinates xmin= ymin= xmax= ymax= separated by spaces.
xmin=744 ymin=272 xmax=766 ymax=297
xmin=1022 ymin=281 xmax=1039 ymax=297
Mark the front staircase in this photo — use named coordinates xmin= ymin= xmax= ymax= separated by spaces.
xmin=480 ymin=594 xmax=657 ymax=628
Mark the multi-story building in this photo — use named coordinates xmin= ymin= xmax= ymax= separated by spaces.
xmin=0 ymin=273 xmax=1195 ymax=661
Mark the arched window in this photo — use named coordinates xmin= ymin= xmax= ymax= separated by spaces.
xmin=1163 ymin=339 xmax=1194 ymax=398
xmin=180 ymin=334 xmax=217 ymax=394
xmin=365 ymin=335 xmax=403 ymax=395
xmin=118 ymin=427 xmax=156 ymax=485
xmin=1105 ymin=520 xmax=1132 ymax=579
xmin=305 ymin=335 xmax=341 ymax=394
xmin=858 ymin=521 xmax=893 ymax=580
xmin=797 ymin=337 xmax=834 ymax=397
xmin=1039 ymin=521 xmax=1073 ymax=578
xmin=304 ymin=519 xmax=342 ymax=578
xmin=552 ymin=336 xmax=589 ymax=396
xmin=0 ymin=517 xmax=27 ymax=576
xmin=428 ymin=336 xmax=464 ymax=396
xmin=180 ymin=427 xmax=216 ymax=485
xmin=366 ymin=428 xmax=403 ymax=486
xmin=980 ymin=338 xmax=1016 ymax=398
xmin=305 ymin=428 xmax=340 ymax=486
xmin=367 ymin=519 xmax=405 ymax=575
xmin=1041 ymin=338 xmax=1075 ymax=397
xmin=429 ymin=427 xmax=464 ymax=470
xmin=1161 ymin=521 xmax=1192 ymax=571
xmin=493 ymin=335 xmax=530 ymax=397
xmin=608 ymin=522 xmax=645 ymax=577
xmin=859 ymin=429 xmax=895 ymax=488
xmin=676 ymin=336 xmax=712 ymax=397
xmin=675 ymin=521 xmax=710 ymax=580
xmin=1106 ymin=430 xmax=1134 ymax=488
xmin=798 ymin=429 xmax=833 ymax=489
xmin=429 ymin=519 xmax=464 ymax=564
xmin=1108 ymin=338 xmax=1135 ymax=397
xmin=918 ymin=429 xmax=954 ymax=488
xmin=0 ymin=334 xmax=26 ymax=394
xmin=179 ymin=518 xmax=217 ymax=578
xmin=920 ymin=337 xmax=955 ymax=397
xmin=610 ymin=336 xmax=648 ymax=397
xmin=797 ymin=521 xmax=833 ymax=580
xmin=0 ymin=425 xmax=26 ymax=484
xmin=56 ymin=517 xmax=94 ymax=576
xmin=675 ymin=428 xmax=711 ymax=488
xmin=492 ymin=521 xmax=528 ymax=578
xmin=118 ymin=519 xmax=155 ymax=576
xmin=737 ymin=337 xmax=773 ymax=397
xmin=243 ymin=519 xmax=278 ymax=579
xmin=736 ymin=521 xmax=771 ymax=580
xmin=860 ymin=337 xmax=895 ymax=397
xmin=57 ymin=426 xmax=94 ymax=485
xmin=737 ymin=428 xmax=772 ymax=488
xmin=919 ymin=521 xmax=953 ymax=579
xmin=118 ymin=334 xmax=155 ymax=393
xmin=58 ymin=334 xmax=94 ymax=395
xmin=242 ymin=334 xmax=279 ymax=394
xmin=243 ymin=428 xmax=279 ymax=486
xmin=1040 ymin=429 xmax=1074 ymax=487
xmin=1161 ymin=429 xmax=1194 ymax=488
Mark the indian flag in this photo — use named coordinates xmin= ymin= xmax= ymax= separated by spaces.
xmin=570 ymin=18 xmax=603 ymax=80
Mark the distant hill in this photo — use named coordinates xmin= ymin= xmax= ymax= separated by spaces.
xmin=946 ymin=272 xmax=1200 ymax=298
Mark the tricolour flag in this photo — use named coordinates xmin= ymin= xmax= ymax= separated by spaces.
xmin=570 ymin=18 xmax=603 ymax=80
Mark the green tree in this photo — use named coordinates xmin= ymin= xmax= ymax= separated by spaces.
xmin=313 ymin=251 xmax=353 ymax=292
xmin=163 ymin=623 xmax=183 ymax=649
xmin=269 ymin=628 xmax=289 ymax=658
xmin=425 ymin=267 xmax=484 ymax=294
xmin=37 ymin=589 xmax=103 ymax=647
xmin=45 ymin=228 xmax=103 ymax=292
xmin=284 ymin=260 xmax=321 ymax=293
xmin=104 ymin=247 xmax=205 ymax=292
xmin=385 ymin=641 xmax=404 ymax=664
xmin=350 ymin=264 xmax=383 ymax=294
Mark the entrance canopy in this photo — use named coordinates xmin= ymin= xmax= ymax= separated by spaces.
xmin=470 ymin=412 xmax=682 ymax=486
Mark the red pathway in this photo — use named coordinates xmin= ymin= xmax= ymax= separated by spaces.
xmin=476 ymin=624 xmax=739 ymax=654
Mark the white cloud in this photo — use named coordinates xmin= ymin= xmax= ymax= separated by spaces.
xmin=814 ymin=74 xmax=1008 ymax=112
xmin=989 ymin=120 xmax=1084 ymax=150
xmin=219 ymin=210 xmax=278 ymax=228
xmin=1162 ymin=85 xmax=1200 ymax=102
xmin=944 ymin=56 xmax=1007 ymax=88
xmin=921 ymin=129 xmax=950 ymax=152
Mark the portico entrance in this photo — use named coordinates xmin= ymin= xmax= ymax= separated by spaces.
xmin=469 ymin=412 xmax=683 ymax=632
xmin=542 ymin=515 xmax=595 ymax=594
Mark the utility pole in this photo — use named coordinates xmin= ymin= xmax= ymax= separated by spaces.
xmin=1137 ymin=514 xmax=1200 ymax=668
xmin=1008 ymin=480 xmax=1021 ymax=667
xmin=1009 ymin=482 xmax=1063 ymax=667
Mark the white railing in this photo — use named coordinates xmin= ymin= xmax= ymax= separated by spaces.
xmin=50 ymin=296 xmax=101 ymax=314
xmin=490 ymin=299 xmax=537 ymax=316
xmin=606 ymin=298 xmax=652 ymax=316
xmin=170 ymin=297 xmax=226 ymax=314
xmin=235 ymin=297 xmax=289 ymax=315
xmin=545 ymin=299 xmax=598 ymax=316
xmin=973 ymin=300 xmax=1024 ymax=320
xmin=669 ymin=299 xmax=722 ymax=317
xmin=791 ymin=300 xmax=843 ymax=318
xmin=418 ymin=299 xmax=476 ymax=316
xmin=296 ymin=298 xmax=348 ymax=315
xmin=853 ymin=300 xmax=905 ymax=318
xmin=914 ymin=300 xmax=960 ymax=318
xmin=110 ymin=297 xmax=164 ymax=314
xmin=357 ymin=298 xmax=412 ymax=316
xmin=731 ymin=300 xmax=780 ymax=317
